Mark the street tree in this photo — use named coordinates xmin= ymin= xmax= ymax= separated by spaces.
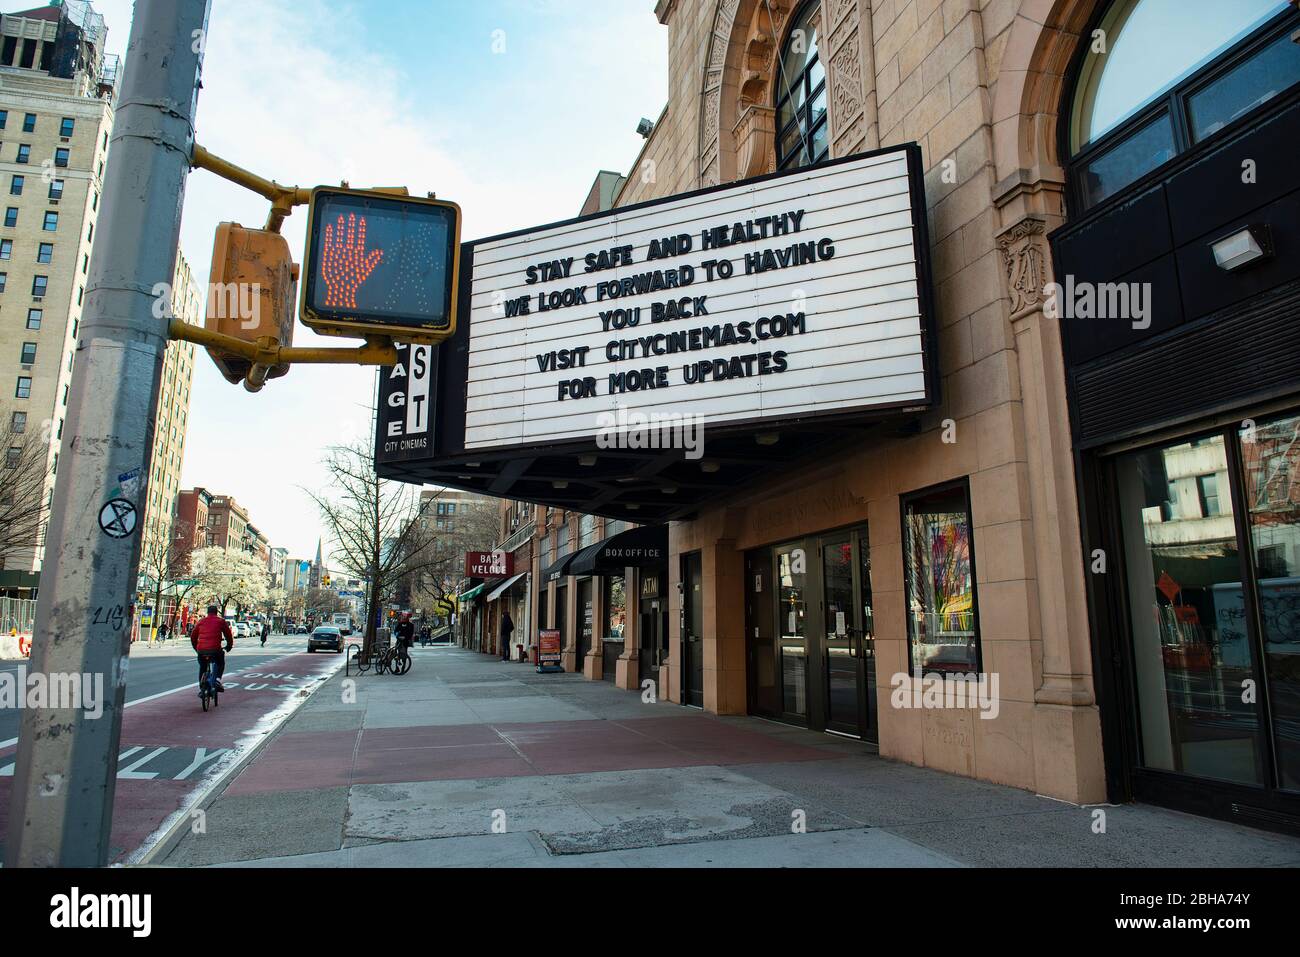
xmin=395 ymin=493 xmax=498 ymax=617
xmin=0 ymin=409 xmax=50 ymax=572
xmin=190 ymin=546 xmax=269 ymax=616
xmin=137 ymin=517 xmax=195 ymax=637
xmin=306 ymin=439 xmax=454 ymax=654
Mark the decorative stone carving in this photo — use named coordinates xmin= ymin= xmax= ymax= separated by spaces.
xmin=997 ymin=216 xmax=1051 ymax=320
xmin=734 ymin=104 xmax=777 ymax=179
xmin=827 ymin=0 xmax=855 ymax=28
xmin=828 ymin=29 xmax=863 ymax=129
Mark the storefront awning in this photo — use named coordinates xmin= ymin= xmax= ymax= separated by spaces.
xmin=569 ymin=525 xmax=668 ymax=577
xmin=458 ymin=583 xmax=487 ymax=602
xmin=484 ymin=572 xmax=527 ymax=603
xmin=543 ymin=550 xmax=578 ymax=584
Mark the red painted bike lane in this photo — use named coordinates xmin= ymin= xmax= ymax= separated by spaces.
xmin=0 ymin=650 xmax=343 ymax=863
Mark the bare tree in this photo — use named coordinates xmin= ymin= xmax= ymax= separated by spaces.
xmin=306 ymin=440 xmax=462 ymax=654
xmin=396 ymin=493 xmax=498 ymax=616
xmin=138 ymin=517 xmax=196 ymax=637
xmin=0 ymin=409 xmax=50 ymax=571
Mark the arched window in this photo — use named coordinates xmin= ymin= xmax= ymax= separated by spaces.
xmin=1067 ymin=0 xmax=1299 ymax=211
xmin=774 ymin=1 xmax=828 ymax=171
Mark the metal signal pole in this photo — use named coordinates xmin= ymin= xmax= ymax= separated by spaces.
xmin=5 ymin=0 xmax=213 ymax=867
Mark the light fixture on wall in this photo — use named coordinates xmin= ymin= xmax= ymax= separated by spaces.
xmin=636 ymin=117 xmax=655 ymax=138
xmin=552 ymin=480 xmax=569 ymax=490
xmin=578 ymin=454 xmax=597 ymax=467
xmin=1210 ymin=224 xmax=1272 ymax=273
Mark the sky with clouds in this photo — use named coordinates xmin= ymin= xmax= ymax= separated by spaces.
xmin=66 ymin=0 xmax=668 ymax=563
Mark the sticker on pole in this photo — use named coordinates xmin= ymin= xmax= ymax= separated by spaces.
xmin=99 ymin=499 xmax=138 ymax=539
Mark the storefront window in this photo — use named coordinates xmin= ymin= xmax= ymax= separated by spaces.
xmin=1116 ymin=435 xmax=1263 ymax=786
xmin=579 ymin=514 xmax=597 ymax=548
xmin=903 ymin=483 xmax=980 ymax=675
xmin=1237 ymin=414 xmax=1300 ymax=791
xmin=604 ymin=575 xmax=626 ymax=641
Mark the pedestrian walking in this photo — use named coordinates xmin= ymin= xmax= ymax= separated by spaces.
xmin=500 ymin=609 xmax=515 ymax=661
xmin=260 ymin=621 xmax=268 ymax=647
xmin=158 ymin=622 xmax=169 ymax=643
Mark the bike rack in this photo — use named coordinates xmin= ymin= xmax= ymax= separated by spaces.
xmin=346 ymin=643 xmax=361 ymax=677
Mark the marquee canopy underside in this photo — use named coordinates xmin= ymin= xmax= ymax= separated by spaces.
xmin=378 ymin=411 xmax=922 ymax=523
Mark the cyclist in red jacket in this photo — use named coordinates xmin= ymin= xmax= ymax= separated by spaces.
xmin=189 ymin=605 xmax=234 ymax=693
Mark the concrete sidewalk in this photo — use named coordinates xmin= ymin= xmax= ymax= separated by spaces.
xmin=163 ymin=647 xmax=1300 ymax=868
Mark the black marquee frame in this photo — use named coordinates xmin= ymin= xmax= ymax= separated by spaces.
xmin=376 ymin=142 xmax=941 ymax=525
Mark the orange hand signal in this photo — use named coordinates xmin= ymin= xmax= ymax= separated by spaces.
xmin=321 ymin=213 xmax=384 ymax=309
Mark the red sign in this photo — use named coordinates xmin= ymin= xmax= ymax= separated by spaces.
xmin=539 ymin=629 xmax=562 ymax=665
xmin=1156 ymin=572 xmax=1181 ymax=602
xmin=465 ymin=551 xmax=513 ymax=577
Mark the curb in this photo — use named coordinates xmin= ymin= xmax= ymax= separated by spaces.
xmin=130 ymin=657 xmax=348 ymax=867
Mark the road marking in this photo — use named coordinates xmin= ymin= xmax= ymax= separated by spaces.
xmin=0 ymin=650 xmax=318 ymax=753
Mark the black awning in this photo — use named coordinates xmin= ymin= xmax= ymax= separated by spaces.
xmin=569 ymin=525 xmax=668 ymax=577
xmin=542 ymin=550 xmax=579 ymax=584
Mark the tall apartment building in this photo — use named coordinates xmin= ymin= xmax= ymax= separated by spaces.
xmin=140 ymin=252 xmax=200 ymax=553
xmin=0 ymin=1 xmax=117 ymax=574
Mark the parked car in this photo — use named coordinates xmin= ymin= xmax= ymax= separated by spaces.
xmin=308 ymin=626 xmax=344 ymax=654
xmin=232 ymin=621 xmax=250 ymax=639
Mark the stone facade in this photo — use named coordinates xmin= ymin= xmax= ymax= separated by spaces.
xmin=554 ymin=0 xmax=1114 ymax=805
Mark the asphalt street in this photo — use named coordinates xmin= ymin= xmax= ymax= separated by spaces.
xmin=0 ymin=632 xmax=337 ymax=748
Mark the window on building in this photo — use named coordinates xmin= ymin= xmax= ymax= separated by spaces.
xmin=86 ymin=222 xmax=93 ymax=242
xmin=774 ymin=1 xmax=829 ymax=171
xmin=902 ymin=481 xmax=981 ymax=675
xmin=54 ymin=148 xmax=69 ymax=168
xmin=92 ymin=189 xmax=98 ymax=210
xmin=22 ymin=114 xmax=35 ymax=133
xmin=32 ymin=275 xmax=47 ymax=297
xmin=0 ymin=111 xmax=7 ymax=130
xmin=11 ymin=411 xmax=26 ymax=434
xmin=82 ymin=253 xmax=88 ymax=274
xmin=26 ymin=309 xmax=41 ymax=330
xmin=4 ymin=208 xmax=16 ymax=228
xmin=36 ymin=243 xmax=52 ymax=264
xmin=16 ymin=145 xmax=30 ymax=164
xmin=0 ymin=239 xmax=12 ymax=260
xmin=1195 ymin=473 xmax=1222 ymax=517
xmin=77 ymin=285 xmax=84 ymax=306
xmin=5 ymin=447 xmax=18 ymax=469
xmin=60 ymin=117 xmax=74 ymax=138
xmin=9 ymin=175 xmax=22 ymax=196
xmin=62 ymin=384 xmax=69 ymax=407
xmin=1068 ymin=1 xmax=1297 ymax=211
xmin=0 ymin=272 xmax=6 ymax=293
xmin=43 ymin=211 xmax=57 ymax=231
xmin=49 ymin=179 xmax=64 ymax=200
xmin=15 ymin=376 xmax=31 ymax=399
xmin=19 ymin=342 xmax=36 ymax=365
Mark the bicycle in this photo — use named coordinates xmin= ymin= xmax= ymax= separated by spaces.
xmin=198 ymin=653 xmax=222 ymax=711
xmin=384 ymin=640 xmax=412 ymax=676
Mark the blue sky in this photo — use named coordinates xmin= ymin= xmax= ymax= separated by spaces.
xmin=67 ymin=0 xmax=668 ymax=561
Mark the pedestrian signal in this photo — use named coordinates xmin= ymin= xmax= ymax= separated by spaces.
xmin=301 ymin=187 xmax=461 ymax=344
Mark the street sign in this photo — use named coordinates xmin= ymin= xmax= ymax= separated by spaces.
xmin=301 ymin=187 xmax=461 ymax=344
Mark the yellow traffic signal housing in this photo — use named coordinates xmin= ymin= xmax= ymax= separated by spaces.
xmin=205 ymin=223 xmax=299 ymax=384
xmin=300 ymin=187 xmax=461 ymax=345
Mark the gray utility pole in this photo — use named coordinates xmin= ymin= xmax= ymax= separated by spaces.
xmin=5 ymin=0 xmax=213 ymax=868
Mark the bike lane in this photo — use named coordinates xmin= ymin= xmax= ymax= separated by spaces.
xmin=0 ymin=650 xmax=345 ymax=863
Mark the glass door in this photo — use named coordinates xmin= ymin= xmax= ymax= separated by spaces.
xmin=777 ymin=544 xmax=809 ymax=719
xmin=682 ymin=552 xmax=704 ymax=707
xmin=823 ymin=537 xmax=859 ymax=734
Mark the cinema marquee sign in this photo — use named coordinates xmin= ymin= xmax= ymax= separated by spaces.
xmin=462 ymin=145 xmax=934 ymax=450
